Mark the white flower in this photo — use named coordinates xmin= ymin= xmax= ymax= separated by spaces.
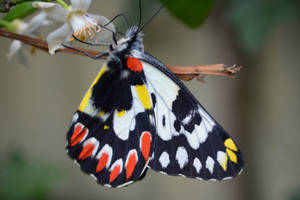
xmin=7 ymin=11 xmax=50 ymax=61
xmin=33 ymin=0 xmax=115 ymax=54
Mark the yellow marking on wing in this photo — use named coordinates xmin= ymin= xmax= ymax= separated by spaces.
xmin=224 ymin=138 xmax=238 ymax=151
xmin=104 ymin=125 xmax=109 ymax=130
xmin=78 ymin=65 xmax=107 ymax=112
xmin=226 ymin=148 xmax=238 ymax=163
xmin=117 ymin=110 xmax=125 ymax=118
xmin=135 ymin=84 xmax=151 ymax=110
xmin=99 ymin=111 xmax=105 ymax=117
xmin=221 ymin=154 xmax=228 ymax=171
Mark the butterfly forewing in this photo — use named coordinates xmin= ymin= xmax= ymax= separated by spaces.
xmin=66 ymin=63 xmax=156 ymax=187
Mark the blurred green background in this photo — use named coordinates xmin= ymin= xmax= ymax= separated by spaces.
xmin=0 ymin=0 xmax=300 ymax=200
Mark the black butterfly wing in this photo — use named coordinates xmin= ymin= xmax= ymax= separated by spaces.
xmin=66 ymin=64 xmax=155 ymax=188
xmin=138 ymin=53 xmax=244 ymax=181
xmin=66 ymin=51 xmax=243 ymax=187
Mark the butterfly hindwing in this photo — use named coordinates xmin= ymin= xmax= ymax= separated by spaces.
xmin=138 ymin=55 xmax=243 ymax=180
xmin=66 ymin=63 xmax=155 ymax=188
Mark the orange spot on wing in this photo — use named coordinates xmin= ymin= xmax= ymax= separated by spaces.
xmin=109 ymin=165 xmax=121 ymax=183
xmin=141 ymin=132 xmax=151 ymax=161
xmin=126 ymin=153 xmax=137 ymax=179
xmin=96 ymin=153 xmax=109 ymax=173
xmin=126 ymin=57 xmax=143 ymax=72
xmin=78 ymin=143 xmax=94 ymax=160
xmin=70 ymin=124 xmax=88 ymax=147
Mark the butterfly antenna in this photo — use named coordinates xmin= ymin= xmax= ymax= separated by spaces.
xmin=139 ymin=0 xmax=169 ymax=32
xmin=104 ymin=13 xmax=130 ymax=30
xmin=137 ymin=0 xmax=143 ymax=29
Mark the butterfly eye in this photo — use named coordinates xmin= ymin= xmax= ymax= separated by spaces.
xmin=126 ymin=57 xmax=143 ymax=72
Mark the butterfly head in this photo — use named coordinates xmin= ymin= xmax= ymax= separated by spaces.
xmin=110 ymin=26 xmax=144 ymax=61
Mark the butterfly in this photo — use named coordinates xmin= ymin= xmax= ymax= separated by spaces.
xmin=65 ymin=10 xmax=243 ymax=188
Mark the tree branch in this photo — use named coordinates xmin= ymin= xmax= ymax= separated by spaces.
xmin=0 ymin=29 xmax=242 ymax=81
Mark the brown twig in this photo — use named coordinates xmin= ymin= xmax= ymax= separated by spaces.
xmin=167 ymin=64 xmax=242 ymax=81
xmin=0 ymin=29 xmax=242 ymax=81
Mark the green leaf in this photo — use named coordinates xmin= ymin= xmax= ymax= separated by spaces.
xmin=158 ymin=0 xmax=215 ymax=28
xmin=2 ymin=1 xmax=37 ymax=21
xmin=0 ymin=0 xmax=36 ymax=13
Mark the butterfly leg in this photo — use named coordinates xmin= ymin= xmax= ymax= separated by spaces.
xmin=61 ymin=43 xmax=109 ymax=59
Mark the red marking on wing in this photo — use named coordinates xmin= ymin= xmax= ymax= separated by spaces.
xmin=126 ymin=57 xmax=143 ymax=72
xmin=71 ymin=123 xmax=88 ymax=147
xmin=126 ymin=153 xmax=137 ymax=179
xmin=78 ymin=143 xmax=94 ymax=160
xmin=141 ymin=132 xmax=151 ymax=161
xmin=109 ymin=165 xmax=121 ymax=183
xmin=96 ymin=152 xmax=109 ymax=173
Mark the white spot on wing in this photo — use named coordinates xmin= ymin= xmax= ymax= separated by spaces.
xmin=90 ymin=174 xmax=97 ymax=180
xmin=83 ymin=137 xmax=99 ymax=157
xmin=193 ymin=157 xmax=202 ymax=173
xmin=74 ymin=160 xmax=79 ymax=166
xmin=125 ymin=149 xmax=138 ymax=167
xmin=159 ymin=151 xmax=170 ymax=168
xmin=176 ymin=146 xmax=188 ymax=169
xmin=208 ymin=178 xmax=217 ymax=181
xmin=149 ymin=114 xmax=155 ymax=126
xmin=158 ymin=171 xmax=167 ymax=175
xmin=197 ymin=113 xmax=214 ymax=144
xmin=217 ymin=151 xmax=227 ymax=169
xmin=196 ymin=121 xmax=209 ymax=144
xmin=110 ymin=159 xmax=123 ymax=172
xmin=116 ymin=181 xmax=134 ymax=188
xmin=104 ymin=184 xmax=112 ymax=188
xmin=83 ymin=100 xmax=98 ymax=117
xmin=184 ymin=128 xmax=200 ymax=150
xmin=238 ymin=168 xmax=244 ymax=175
xmin=96 ymin=144 xmax=113 ymax=169
xmin=72 ymin=123 xmax=89 ymax=145
xmin=205 ymin=156 xmax=215 ymax=174
xmin=182 ymin=111 xmax=193 ymax=125
xmin=113 ymin=110 xmax=132 ymax=140
xmin=72 ymin=112 xmax=79 ymax=122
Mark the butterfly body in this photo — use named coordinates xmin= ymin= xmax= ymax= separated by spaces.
xmin=66 ymin=26 xmax=243 ymax=188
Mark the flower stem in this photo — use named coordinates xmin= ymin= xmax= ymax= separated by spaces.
xmin=0 ymin=19 xmax=11 ymax=29
xmin=55 ymin=0 xmax=69 ymax=9
xmin=0 ymin=29 xmax=243 ymax=81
